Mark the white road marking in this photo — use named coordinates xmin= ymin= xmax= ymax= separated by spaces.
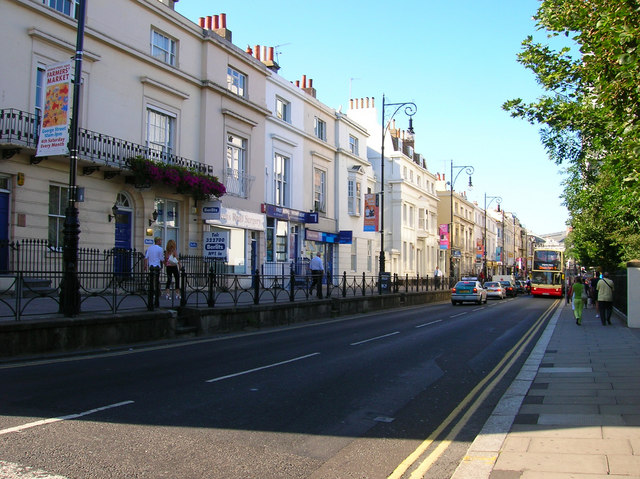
xmin=206 ymin=352 xmax=320 ymax=383
xmin=415 ymin=320 xmax=443 ymax=328
xmin=450 ymin=312 xmax=468 ymax=318
xmin=0 ymin=401 xmax=134 ymax=436
xmin=350 ymin=331 xmax=400 ymax=346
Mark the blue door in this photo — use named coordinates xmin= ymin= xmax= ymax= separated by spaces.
xmin=0 ymin=193 xmax=8 ymax=272
xmin=114 ymin=210 xmax=132 ymax=277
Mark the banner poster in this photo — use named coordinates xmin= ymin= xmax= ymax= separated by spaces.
xmin=36 ymin=61 xmax=72 ymax=157
xmin=439 ymin=224 xmax=450 ymax=250
xmin=363 ymin=193 xmax=379 ymax=232
xmin=476 ymin=238 xmax=484 ymax=259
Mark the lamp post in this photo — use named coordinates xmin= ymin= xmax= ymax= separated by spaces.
xmin=448 ymin=162 xmax=474 ymax=281
xmin=60 ymin=0 xmax=87 ymax=316
xmin=483 ymin=193 xmax=501 ymax=282
xmin=379 ymin=94 xmax=416 ymax=275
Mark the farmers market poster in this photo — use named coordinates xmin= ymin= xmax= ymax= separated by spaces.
xmin=36 ymin=61 xmax=72 ymax=157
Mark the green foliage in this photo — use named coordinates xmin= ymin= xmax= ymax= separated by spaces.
xmin=503 ymin=0 xmax=640 ymax=269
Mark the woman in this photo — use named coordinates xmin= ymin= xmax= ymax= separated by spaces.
xmin=164 ymin=239 xmax=180 ymax=299
xmin=571 ymin=275 xmax=585 ymax=325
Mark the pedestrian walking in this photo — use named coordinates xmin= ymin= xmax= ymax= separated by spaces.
xmin=590 ymin=273 xmax=600 ymax=315
xmin=309 ymin=251 xmax=324 ymax=299
xmin=434 ymin=266 xmax=442 ymax=289
xmin=596 ymin=271 xmax=615 ymax=325
xmin=144 ymin=237 xmax=164 ymax=307
xmin=569 ymin=275 xmax=585 ymax=325
xmin=164 ymin=239 xmax=180 ymax=300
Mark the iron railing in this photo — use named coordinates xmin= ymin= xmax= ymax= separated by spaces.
xmin=0 ymin=108 xmax=212 ymax=174
xmin=0 ymin=239 xmax=452 ymax=320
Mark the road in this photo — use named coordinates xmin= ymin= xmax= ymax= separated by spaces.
xmin=0 ymin=295 xmax=559 ymax=479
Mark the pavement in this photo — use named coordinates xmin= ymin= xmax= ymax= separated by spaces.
xmin=451 ymin=301 xmax=640 ymax=479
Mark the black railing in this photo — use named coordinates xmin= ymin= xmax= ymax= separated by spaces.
xmin=0 ymin=241 xmax=452 ymax=320
xmin=0 ymin=108 xmax=212 ymax=174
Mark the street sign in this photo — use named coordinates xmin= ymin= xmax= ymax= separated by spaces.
xmin=203 ymin=231 xmax=228 ymax=260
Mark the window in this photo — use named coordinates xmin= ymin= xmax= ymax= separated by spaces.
xmin=273 ymin=153 xmax=289 ymax=206
xmin=347 ymin=177 xmax=361 ymax=216
xmin=409 ymin=205 xmax=414 ymax=227
xmin=226 ymin=133 xmax=247 ymax=197
xmin=35 ymin=65 xmax=45 ymax=120
xmin=351 ymin=238 xmax=357 ymax=271
xmin=151 ymin=30 xmax=176 ymax=66
xmin=154 ymin=198 xmax=180 ymax=248
xmin=349 ymin=135 xmax=359 ymax=155
xmin=276 ymin=97 xmax=290 ymax=123
xmin=146 ymin=107 xmax=175 ymax=160
xmin=313 ymin=168 xmax=326 ymax=213
xmin=314 ymin=117 xmax=326 ymax=140
xmin=367 ymin=240 xmax=372 ymax=272
xmin=266 ymin=218 xmax=288 ymax=262
xmin=418 ymin=208 xmax=426 ymax=230
xmin=45 ymin=0 xmax=77 ymax=18
xmin=227 ymin=66 xmax=246 ymax=97
xmin=48 ymin=185 xmax=68 ymax=249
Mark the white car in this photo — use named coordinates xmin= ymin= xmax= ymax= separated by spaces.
xmin=484 ymin=281 xmax=506 ymax=299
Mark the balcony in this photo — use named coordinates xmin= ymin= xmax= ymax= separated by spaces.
xmin=0 ymin=108 xmax=213 ymax=175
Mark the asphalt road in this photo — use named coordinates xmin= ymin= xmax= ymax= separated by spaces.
xmin=0 ymin=295 xmax=557 ymax=479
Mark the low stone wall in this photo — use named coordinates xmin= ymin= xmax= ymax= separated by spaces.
xmin=0 ymin=290 xmax=450 ymax=359
xmin=184 ymin=290 xmax=450 ymax=335
xmin=0 ymin=310 xmax=174 ymax=359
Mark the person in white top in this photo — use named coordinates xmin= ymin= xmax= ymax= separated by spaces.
xmin=309 ymin=252 xmax=324 ymax=299
xmin=145 ymin=237 xmax=164 ymax=307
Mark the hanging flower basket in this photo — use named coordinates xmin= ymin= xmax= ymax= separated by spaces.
xmin=125 ymin=156 xmax=226 ymax=200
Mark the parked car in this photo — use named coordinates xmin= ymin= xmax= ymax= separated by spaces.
xmin=514 ymin=280 xmax=526 ymax=294
xmin=451 ymin=280 xmax=487 ymax=305
xmin=500 ymin=280 xmax=518 ymax=297
xmin=484 ymin=281 xmax=506 ymax=299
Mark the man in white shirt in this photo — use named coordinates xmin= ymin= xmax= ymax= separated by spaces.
xmin=145 ymin=237 xmax=164 ymax=307
xmin=309 ymin=252 xmax=324 ymax=299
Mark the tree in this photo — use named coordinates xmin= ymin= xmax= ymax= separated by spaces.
xmin=503 ymin=0 xmax=640 ymax=269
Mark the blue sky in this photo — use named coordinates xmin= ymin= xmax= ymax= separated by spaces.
xmin=175 ymin=0 xmax=570 ymax=235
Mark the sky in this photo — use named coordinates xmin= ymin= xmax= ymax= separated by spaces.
xmin=175 ymin=0 xmax=570 ymax=235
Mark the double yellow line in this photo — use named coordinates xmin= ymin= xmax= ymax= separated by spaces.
xmin=388 ymin=300 xmax=560 ymax=479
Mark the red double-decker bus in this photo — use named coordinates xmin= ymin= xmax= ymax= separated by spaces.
xmin=531 ymin=248 xmax=565 ymax=297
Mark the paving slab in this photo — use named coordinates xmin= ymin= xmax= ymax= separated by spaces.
xmin=493 ymin=452 xmax=608 ymax=474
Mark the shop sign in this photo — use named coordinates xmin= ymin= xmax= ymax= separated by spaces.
xmin=203 ymin=231 xmax=228 ymax=260
xmin=201 ymin=200 xmax=221 ymax=221
xmin=306 ymin=229 xmax=339 ymax=243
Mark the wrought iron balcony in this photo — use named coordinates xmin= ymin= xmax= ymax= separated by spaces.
xmin=0 ymin=108 xmax=213 ymax=175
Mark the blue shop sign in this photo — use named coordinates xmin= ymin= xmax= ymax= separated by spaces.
xmin=306 ymin=229 xmax=339 ymax=243
xmin=263 ymin=204 xmax=318 ymax=223
xmin=338 ymin=230 xmax=353 ymax=244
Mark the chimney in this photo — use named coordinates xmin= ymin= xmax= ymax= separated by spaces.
xmin=301 ymin=76 xmax=316 ymax=98
xmin=199 ymin=17 xmax=205 ymax=28
xmin=205 ymin=12 xmax=231 ymax=42
xmin=262 ymin=46 xmax=280 ymax=73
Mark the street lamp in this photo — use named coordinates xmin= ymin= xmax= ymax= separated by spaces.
xmin=379 ymin=94 xmax=417 ymax=275
xmin=483 ymin=193 xmax=501 ymax=281
xmin=448 ymin=162 xmax=474 ymax=281
xmin=60 ymin=0 xmax=87 ymax=317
